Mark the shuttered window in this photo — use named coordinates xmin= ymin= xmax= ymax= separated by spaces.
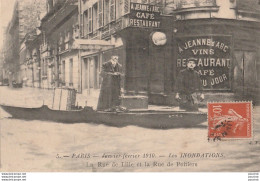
xmin=88 ymin=7 xmax=92 ymax=33
xmin=83 ymin=10 xmax=89 ymax=37
xmin=93 ymin=3 xmax=98 ymax=31
xmin=104 ymin=0 xmax=110 ymax=25
xmin=69 ymin=59 xmax=73 ymax=85
xmin=116 ymin=0 xmax=124 ymax=19
xmin=124 ymin=0 xmax=130 ymax=14
xmin=98 ymin=0 xmax=103 ymax=28
xmin=110 ymin=0 xmax=115 ymax=22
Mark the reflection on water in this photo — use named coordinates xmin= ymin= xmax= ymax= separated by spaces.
xmin=0 ymin=87 xmax=259 ymax=172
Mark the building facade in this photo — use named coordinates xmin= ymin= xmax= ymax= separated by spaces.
xmin=40 ymin=0 xmax=80 ymax=90
xmin=40 ymin=0 xmax=115 ymax=93
xmin=161 ymin=0 xmax=260 ymax=105
xmin=3 ymin=0 xmax=260 ymax=108
xmin=78 ymin=0 xmax=260 ymax=107
xmin=20 ymin=30 xmax=42 ymax=87
xmin=3 ymin=0 xmax=46 ymax=85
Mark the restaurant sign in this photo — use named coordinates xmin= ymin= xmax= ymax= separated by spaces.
xmin=129 ymin=3 xmax=161 ymax=28
xmin=176 ymin=35 xmax=232 ymax=90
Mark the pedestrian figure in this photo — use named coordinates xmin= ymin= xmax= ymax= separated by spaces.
xmin=175 ymin=58 xmax=204 ymax=111
xmin=97 ymin=55 xmax=122 ymax=111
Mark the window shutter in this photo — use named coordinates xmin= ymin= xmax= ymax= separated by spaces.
xmin=110 ymin=0 xmax=115 ymax=22
xmin=124 ymin=0 xmax=130 ymax=15
xmin=98 ymin=0 xmax=103 ymax=28
xmin=84 ymin=10 xmax=89 ymax=36
xmin=88 ymin=8 xmax=92 ymax=33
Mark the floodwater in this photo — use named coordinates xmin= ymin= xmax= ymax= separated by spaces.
xmin=0 ymin=86 xmax=259 ymax=172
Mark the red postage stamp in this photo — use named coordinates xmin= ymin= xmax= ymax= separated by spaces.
xmin=208 ymin=102 xmax=252 ymax=140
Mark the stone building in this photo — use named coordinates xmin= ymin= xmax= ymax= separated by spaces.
xmin=160 ymin=0 xmax=260 ymax=105
xmin=78 ymin=0 xmax=260 ymax=108
xmin=3 ymin=0 xmax=260 ymax=108
xmin=3 ymin=0 xmax=46 ymax=85
xmin=40 ymin=0 xmax=80 ymax=89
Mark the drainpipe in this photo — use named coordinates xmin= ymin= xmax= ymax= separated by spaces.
xmin=78 ymin=49 xmax=82 ymax=93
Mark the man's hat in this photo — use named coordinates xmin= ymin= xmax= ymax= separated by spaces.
xmin=187 ymin=58 xmax=197 ymax=62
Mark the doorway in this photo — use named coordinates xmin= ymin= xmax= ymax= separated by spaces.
xmin=83 ymin=56 xmax=100 ymax=91
xmin=234 ymin=50 xmax=257 ymax=94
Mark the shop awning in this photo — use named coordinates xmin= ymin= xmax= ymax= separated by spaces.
xmin=71 ymin=39 xmax=115 ymax=51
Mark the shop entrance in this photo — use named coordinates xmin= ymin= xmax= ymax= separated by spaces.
xmin=234 ymin=50 xmax=258 ymax=94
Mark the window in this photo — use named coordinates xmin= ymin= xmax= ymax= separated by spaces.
xmin=44 ymin=59 xmax=48 ymax=76
xmin=93 ymin=3 xmax=98 ymax=31
xmin=42 ymin=59 xmax=46 ymax=76
xmin=47 ymin=0 xmax=53 ymax=13
xmin=88 ymin=7 xmax=93 ymax=33
xmin=69 ymin=59 xmax=73 ymax=85
xmin=116 ymin=0 xmax=124 ymax=19
xmin=104 ymin=0 xmax=110 ymax=25
xmin=110 ymin=0 xmax=116 ymax=22
xmin=62 ymin=60 xmax=65 ymax=83
xmin=98 ymin=0 xmax=103 ymax=28
xmin=42 ymin=32 xmax=46 ymax=45
xmin=83 ymin=10 xmax=89 ymax=36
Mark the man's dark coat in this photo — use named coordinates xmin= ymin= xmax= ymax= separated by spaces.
xmin=175 ymin=68 xmax=202 ymax=111
xmin=97 ymin=61 xmax=121 ymax=111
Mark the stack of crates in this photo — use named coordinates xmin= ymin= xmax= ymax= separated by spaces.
xmin=52 ymin=88 xmax=76 ymax=110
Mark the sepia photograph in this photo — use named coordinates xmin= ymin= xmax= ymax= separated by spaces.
xmin=0 ymin=0 xmax=259 ymax=175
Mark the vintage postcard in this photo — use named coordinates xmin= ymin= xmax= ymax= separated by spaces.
xmin=0 ymin=0 xmax=259 ymax=174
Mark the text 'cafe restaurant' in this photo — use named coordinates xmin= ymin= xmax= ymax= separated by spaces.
xmin=118 ymin=3 xmax=260 ymax=109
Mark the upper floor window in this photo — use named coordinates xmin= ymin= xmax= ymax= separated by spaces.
xmin=116 ymin=0 xmax=124 ymax=19
xmin=98 ymin=0 xmax=103 ymax=28
xmin=104 ymin=0 xmax=110 ymax=25
xmin=93 ymin=3 xmax=98 ymax=31
xmin=110 ymin=0 xmax=116 ymax=22
xmin=83 ymin=10 xmax=89 ymax=37
xmin=88 ymin=7 xmax=93 ymax=33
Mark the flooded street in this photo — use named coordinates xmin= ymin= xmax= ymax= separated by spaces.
xmin=0 ymin=86 xmax=259 ymax=172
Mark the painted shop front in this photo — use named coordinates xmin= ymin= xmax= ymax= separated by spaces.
xmin=110 ymin=2 xmax=176 ymax=108
xmin=175 ymin=35 xmax=232 ymax=91
xmin=171 ymin=19 xmax=260 ymax=104
xmin=119 ymin=3 xmax=260 ymax=107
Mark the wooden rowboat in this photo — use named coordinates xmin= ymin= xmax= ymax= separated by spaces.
xmin=0 ymin=104 xmax=207 ymax=129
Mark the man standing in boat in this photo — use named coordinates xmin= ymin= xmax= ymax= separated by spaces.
xmin=175 ymin=58 xmax=204 ymax=111
xmin=97 ymin=55 xmax=122 ymax=111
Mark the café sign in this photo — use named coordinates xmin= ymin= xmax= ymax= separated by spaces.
xmin=129 ymin=3 xmax=161 ymax=28
xmin=176 ymin=35 xmax=232 ymax=90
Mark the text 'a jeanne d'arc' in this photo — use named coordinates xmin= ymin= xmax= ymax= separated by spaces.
xmin=130 ymin=3 xmax=160 ymax=13
xmin=178 ymin=38 xmax=229 ymax=53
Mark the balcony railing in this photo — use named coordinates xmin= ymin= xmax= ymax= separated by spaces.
xmin=175 ymin=0 xmax=217 ymax=9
